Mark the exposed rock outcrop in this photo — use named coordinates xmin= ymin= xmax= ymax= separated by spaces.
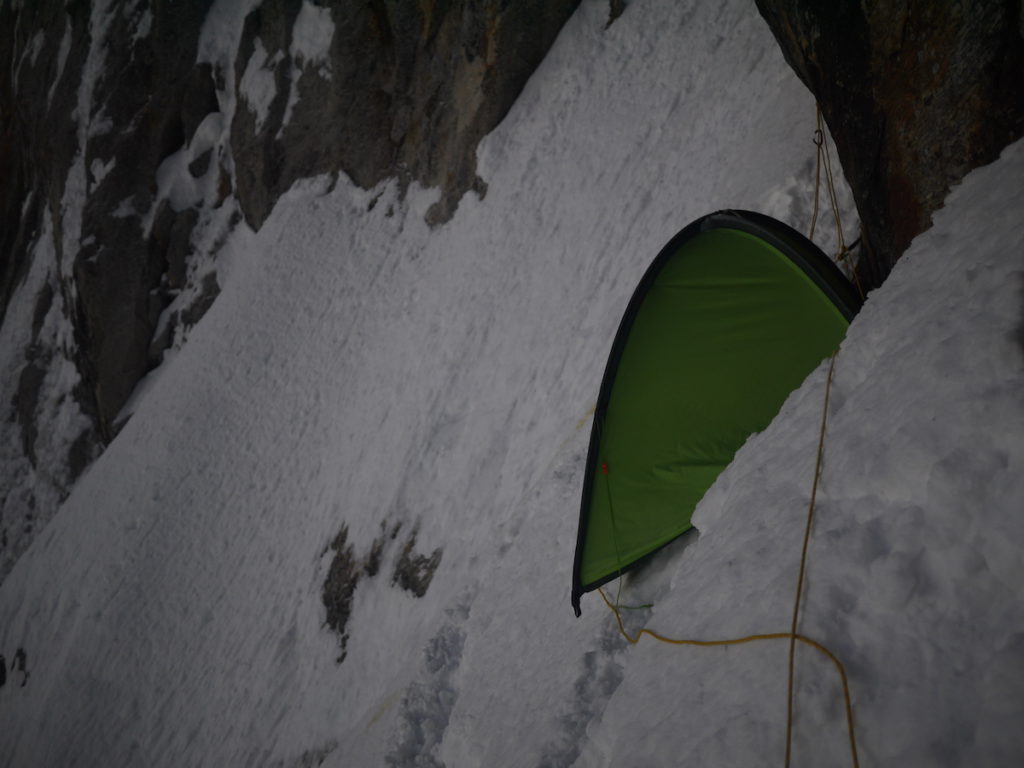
xmin=755 ymin=0 xmax=1024 ymax=289
xmin=231 ymin=0 xmax=581 ymax=229
xmin=0 ymin=1 xmax=231 ymax=580
xmin=322 ymin=520 xmax=442 ymax=664
xmin=0 ymin=0 xmax=579 ymax=583
xmin=75 ymin=3 xmax=218 ymax=437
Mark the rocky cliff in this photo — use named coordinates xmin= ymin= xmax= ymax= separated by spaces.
xmin=755 ymin=0 xmax=1024 ymax=288
xmin=0 ymin=0 xmax=579 ymax=581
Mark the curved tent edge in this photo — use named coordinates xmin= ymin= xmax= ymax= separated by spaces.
xmin=571 ymin=210 xmax=863 ymax=617
xmin=705 ymin=210 xmax=863 ymax=321
xmin=571 ymin=216 xmax=709 ymax=616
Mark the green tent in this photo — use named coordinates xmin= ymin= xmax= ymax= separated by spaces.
xmin=571 ymin=210 xmax=861 ymax=616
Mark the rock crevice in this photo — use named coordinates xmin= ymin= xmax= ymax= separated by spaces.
xmin=755 ymin=0 xmax=1024 ymax=288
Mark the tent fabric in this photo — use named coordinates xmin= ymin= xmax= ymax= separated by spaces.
xmin=571 ymin=210 xmax=862 ymax=616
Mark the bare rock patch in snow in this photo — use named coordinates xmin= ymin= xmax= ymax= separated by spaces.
xmin=322 ymin=520 xmax=442 ymax=663
xmin=321 ymin=524 xmax=360 ymax=664
xmin=392 ymin=528 xmax=443 ymax=599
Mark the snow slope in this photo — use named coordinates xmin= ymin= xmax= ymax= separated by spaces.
xmin=1 ymin=1 xmax=1021 ymax=766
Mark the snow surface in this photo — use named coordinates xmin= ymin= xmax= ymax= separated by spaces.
xmin=46 ymin=17 xmax=72 ymax=106
xmin=1 ymin=1 xmax=1022 ymax=766
xmin=239 ymin=38 xmax=283 ymax=135
xmin=290 ymin=1 xmax=333 ymax=69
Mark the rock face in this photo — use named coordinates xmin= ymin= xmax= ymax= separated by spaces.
xmin=231 ymin=0 xmax=580 ymax=229
xmin=0 ymin=0 xmax=225 ymax=579
xmin=755 ymin=0 xmax=1024 ymax=288
xmin=0 ymin=0 xmax=578 ymax=581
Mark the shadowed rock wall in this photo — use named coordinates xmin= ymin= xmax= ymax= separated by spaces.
xmin=756 ymin=0 xmax=1024 ymax=289
xmin=0 ymin=0 xmax=578 ymax=581
xmin=232 ymin=0 xmax=580 ymax=229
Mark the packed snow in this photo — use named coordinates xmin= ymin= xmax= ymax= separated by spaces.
xmin=290 ymin=1 xmax=333 ymax=70
xmin=239 ymin=38 xmax=284 ymax=134
xmin=1 ymin=1 xmax=1022 ymax=767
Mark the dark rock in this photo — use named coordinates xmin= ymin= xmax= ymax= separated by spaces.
xmin=147 ymin=310 xmax=178 ymax=368
xmin=0 ymin=0 xmax=580 ymax=584
xmin=12 ymin=280 xmax=56 ymax=469
xmin=29 ymin=279 xmax=54 ymax=345
xmin=231 ymin=0 xmax=582 ymax=230
xmin=149 ymin=203 xmax=199 ymax=294
xmin=215 ymin=161 xmax=234 ymax=207
xmin=14 ymin=360 xmax=46 ymax=467
xmin=66 ymin=429 xmax=99 ymax=484
xmin=180 ymin=272 xmax=220 ymax=330
xmin=756 ymin=0 xmax=1024 ymax=289
xmin=188 ymin=149 xmax=214 ymax=179
xmin=75 ymin=1 xmax=215 ymax=437
xmin=321 ymin=525 xmax=359 ymax=664
xmin=364 ymin=528 xmax=387 ymax=578
xmin=320 ymin=518 xmax=443 ymax=662
xmin=0 ymin=0 xmax=89 ymax=327
xmin=181 ymin=63 xmax=221 ymax=141
xmin=606 ymin=0 xmax=628 ymax=29
xmin=3 ymin=1 xmax=217 ymax=445
xmin=392 ymin=531 xmax=443 ymax=598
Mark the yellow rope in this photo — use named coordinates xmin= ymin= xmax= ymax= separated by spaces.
xmin=598 ymin=351 xmax=860 ymax=768
xmin=809 ymin=122 xmax=824 ymax=242
xmin=785 ymin=351 xmax=838 ymax=766
xmin=593 ymin=112 xmax=868 ymax=762
xmin=598 ymin=588 xmax=859 ymax=767
xmin=820 ymin=107 xmax=846 ymax=257
xmin=809 ymin=105 xmax=865 ymax=301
